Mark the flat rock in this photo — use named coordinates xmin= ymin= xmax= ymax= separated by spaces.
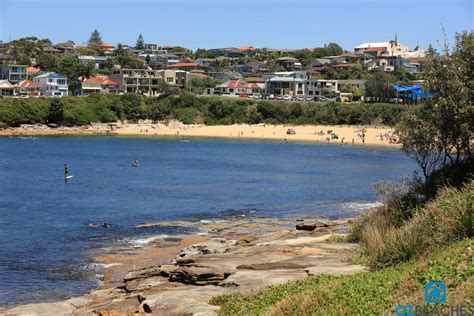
xmin=175 ymin=238 xmax=237 ymax=260
xmin=124 ymin=266 xmax=162 ymax=281
xmin=168 ymin=266 xmax=233 ymax=285
xmin=305 ymin=264 xmax=367 ymax=276
xmin=5 ymin=302 xmax=75 ymax=316
xmin=236 ymin=262 xmax=308 ymax=270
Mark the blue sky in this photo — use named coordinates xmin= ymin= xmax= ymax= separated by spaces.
xmin=0 ymin=0 xmax=472 ymax=51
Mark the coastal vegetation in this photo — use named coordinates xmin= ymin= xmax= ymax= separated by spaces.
xmin=0 ymin=94 xmax=415 ymax=127
xmin=211 ymin=31 xmax=473 ymax=315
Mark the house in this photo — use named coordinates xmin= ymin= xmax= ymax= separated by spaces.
xmin=215 ymin=79 xmax=263 ymax=96
xmin=230 ymin=62 xmax=267 ymax=75
xmin=366 ymin=57 xmax=395 ymax=72
xmin=16 ymin=80 xmax=41 ymax=97
xmin=304 ymin=79 xmax=339 ymax=96
xmin=157 ymin=69 xmax=189 ymax=87
xmin=277 ymin=57 xmax=302 ymax=70
xmin=311 ymin=58 xmax=332 ymax=67
xmin=32 ymin=72 xmax=69 ymax=97
xmin=76 ymin=76 xmax=118 ymax=95
xmin=354 ymin=40 xmax=413 ymax=58
xmin=42 ymin=43 xmax=61 ymax=55
xmin=196 ymin=58 xmax=217 ymax=67
xmin=0 ymin=80 xmax=16 ymax=96
xmin=169 ymin=62 xmax=202 ymax=71
xmin=109 ymin=69 xmax=164 ymax=95
xmin=0 ymin=65 xmax=28 ymax=83
xmin=265 ymin=71 xmax=308 ymax=96
xmin=142 ymin=53 xmax=180 ymax=68
xmin=54 ymin=40 xmax=75 ymax=54
xmin=206 ymin=48 xmax=245 ymax=59
xmin=26 ymin=66 xmax=40 ymax=77
xmin=77 ymin=56 xmax=108 ymax=69
xmin=100 ymin=42 xmax=115 ymax=52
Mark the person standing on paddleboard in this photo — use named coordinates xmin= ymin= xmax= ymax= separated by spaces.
xmin=64 ymin=164 xmax=69 ymax=178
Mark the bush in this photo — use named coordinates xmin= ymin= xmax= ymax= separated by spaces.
xmin=352 ymin=180 xmax=474 ymax=269
xmin=173 ymin=107 xmax=198 ymax=124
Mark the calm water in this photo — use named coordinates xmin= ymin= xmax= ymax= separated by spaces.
xmin=0 ymin=136 xmax=416 ymax=306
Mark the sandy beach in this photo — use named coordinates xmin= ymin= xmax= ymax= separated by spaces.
xmin=0 ymin=121 xmax=399 ymax=147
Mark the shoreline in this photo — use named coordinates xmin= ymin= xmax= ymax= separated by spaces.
xmin=3 ymin=214 xmax=366 ymax=315
xmin=0 ymin=122 xmax=400 ymax=148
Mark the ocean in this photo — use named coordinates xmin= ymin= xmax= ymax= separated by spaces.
xmin=0 ymin=136 xmax=417 ymax=306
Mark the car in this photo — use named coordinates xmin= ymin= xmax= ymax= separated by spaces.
xmin=297 ymin=96 xmax=305 ymax=101
xmin=276 ymin=95 xmax=283 ymax=100
xmin=305 ymin=96 xmax=313 ymax=101
xmin=282 ymin=95 xmax=291 ymax=101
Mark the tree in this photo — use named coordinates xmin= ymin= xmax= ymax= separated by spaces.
xmin=88 ymin=29 xmax=102 ymax=46
xmin=397 ymin=31 xmax=473 ymax=183
xmin=47 ymin=98 xmax=64 ymax=124
xmin=136 ymin=34 xmax=145 ymax=50
xmin=37 ymin=54 xmax=58 ymax=71
xmin=365 ymin=71 xmax=395 ymax=101
xmin=325 ymin=42 xmax=343 ymax=56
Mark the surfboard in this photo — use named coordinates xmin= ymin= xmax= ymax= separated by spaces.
xmin=64 ymin=175 xmax=74 ymax=180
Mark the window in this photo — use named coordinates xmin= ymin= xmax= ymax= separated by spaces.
xmin=166 ymin=77 xmax=173 ymax=82
xmin=57 ymin=79 xmax=66 ymax=85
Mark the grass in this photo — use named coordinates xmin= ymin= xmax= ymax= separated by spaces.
xmin=352 ymin=180 xmax=474 ymax=269
xmin=210 ymin=239 xmax=473 ymax=315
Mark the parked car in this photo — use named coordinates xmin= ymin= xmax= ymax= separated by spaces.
xmin=282 ymin=95 xmax=291 ymax=101
xmin=305 ymin=96 xmax=313 ymax=101
xmin=276 ymin=95 xmax=283 ymax=100
xmin=297 ymin=96 xmax=305 ymax=101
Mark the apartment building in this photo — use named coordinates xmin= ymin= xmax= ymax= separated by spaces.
xmin=0 ymin=65 xmax=28 ymax=83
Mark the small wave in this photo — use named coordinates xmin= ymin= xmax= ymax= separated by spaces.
xmin=90 ymin=262 xmax=122 ymax=269
xmin=341 ymin=201 xmax=383 ymax=212
xmin=126 ymin=235 xmax=168 ymax=247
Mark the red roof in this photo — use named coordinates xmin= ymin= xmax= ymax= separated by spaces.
xmin=26 ymin=66 xmax=40 ymax=73
xmin=239 ymin=46 xmax=255 ymax=51
xmin=100 ymin=42 xmax=114 ymax=49
xmin=18 ymin=80 xmax=40 ymax=89
xmin=84 ymin=76 xmax=118 ymax=86
xmin=219 ymin=79 xmax=260 ymax=90
xmin=169 ymin=62 xmax=201 ymax=68
xmin=364 ymin=47 xmax=385 ymax=52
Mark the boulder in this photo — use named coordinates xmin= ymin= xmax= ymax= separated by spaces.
xmin=175 ymin=238 xmax=236 ymax=260
xmin=295 ymin=219 xmax=330 ymax=231
xmin=168 ymin=266 xmax=233 ymax=285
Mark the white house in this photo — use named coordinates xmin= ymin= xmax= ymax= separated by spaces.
xmin=32 ymin=72 xmax=68 ymax=97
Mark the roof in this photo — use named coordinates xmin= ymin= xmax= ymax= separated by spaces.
xmin=355 ymin=42 xmax=390 ymax=49
xmin=0 ymin=80 xmax=15 ymax=88
xmin=277 ymin=56 xmax=299 ymax=61
xmin=244 ymin=76 xmax=265 ymax=83
xmin=27 ymin=66 xmax=40 ymax=73
xmin=169 ymin=62 xmax=201 ymax=68
xmin=34 ymin=72 xmax=67 ymax=79
xmin=365 ymin=47 xmax=386 ymax=52
xmin=100 ymin=42 xmax=114 ymax=48
xmin=84 ymin=76 xmax=118 ymax=85
xmin=239 ymin=46 xmax=256 ymax=51
xmin=332 ymin=63 xmax=358 ymax=68
xmin=218 ymin=79 xmax=260 ymax=90
xmin=18 ymin=80 xmax=40 ymax=89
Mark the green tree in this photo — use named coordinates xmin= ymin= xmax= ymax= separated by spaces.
xmin=37 ymin=54 xmax=58 ymax=71
xmin=88 ymin=29 xmax=102 ymax=46
xmin=325 ymin=42 xmax=343 ymax=56
xmin=136 ymin=34 xmax=145 ymax=50
xmin=365 ymin=71 xmax=395 ymax=102
xmin=397 ymin=31 xmax=473 ymax=182
xmin=47 ymin=98 xmax=64 ymax=124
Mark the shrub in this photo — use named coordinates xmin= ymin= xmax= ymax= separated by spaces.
xmin=173 ymin=107 xmax=198 ymax=124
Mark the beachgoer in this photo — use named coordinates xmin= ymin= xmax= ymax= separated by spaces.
xmin=133 ymin=159 xmax=139 ymax=167
xmin=64 ymin=164 xmax=69 ymax=178
xmin=102 ymin=223 xmax=110 ymax=228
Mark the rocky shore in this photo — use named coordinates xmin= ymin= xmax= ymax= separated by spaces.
xmin=4 ymin=217 xmax=366 ymax=316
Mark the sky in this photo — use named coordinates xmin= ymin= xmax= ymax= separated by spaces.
xmin=0 ymin=0 xmax=472 ymax=51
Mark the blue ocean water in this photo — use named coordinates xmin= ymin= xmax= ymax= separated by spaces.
xmin=0 ymin=136 xmax=417 ymax=306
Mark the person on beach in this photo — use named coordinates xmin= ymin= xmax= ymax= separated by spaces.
xmin=64 ymin=164 xmax=69 ymax=178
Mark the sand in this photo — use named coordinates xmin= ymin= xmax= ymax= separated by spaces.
xmin=0 ymin=122 xmax=399 ymax=147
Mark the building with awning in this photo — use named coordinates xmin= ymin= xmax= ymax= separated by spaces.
xmin=390 ymin=84 xmax=433 ymax=101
